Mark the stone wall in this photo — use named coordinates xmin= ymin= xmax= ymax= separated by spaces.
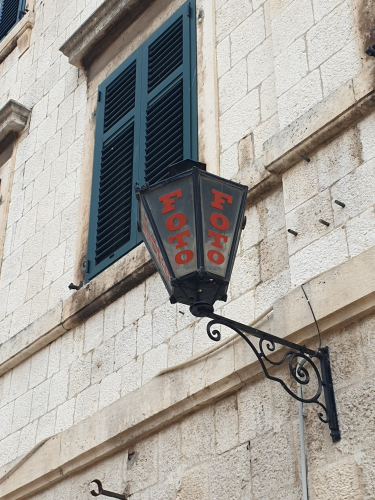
xmin=0 ymin=0 xmax=374 ymax=498
xmin=7 ymin=315 xmax=374 ymax=500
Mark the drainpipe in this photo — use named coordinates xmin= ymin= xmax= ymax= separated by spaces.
xmin=297 ymin=359 xmax=309 ymax=500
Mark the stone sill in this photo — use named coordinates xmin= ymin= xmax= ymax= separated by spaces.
xmin=0 ymin=11 xmax=35 ymax=63
xmin=0 ymin=100 xmax=31 ymax=143
xmin=1 ymin=246 xmax=375 ymax=499
xmin=59 ymin=0 xmax=155 ymax=70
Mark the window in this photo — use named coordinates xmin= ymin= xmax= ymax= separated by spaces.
xmin=86 ymin=1 xmax=197 ymax=281
xmin=0 ymin=0 xmax=26 ymax=41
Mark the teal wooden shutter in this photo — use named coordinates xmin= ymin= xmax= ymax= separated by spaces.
xmin=0 ymin=0 xmax=26 ymax=40
xmin=86 ymin=1 xmax=197 ymax=281
xmin=141 ymin=2 xmax=197 ymax=185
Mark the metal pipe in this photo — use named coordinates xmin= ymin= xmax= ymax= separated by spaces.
xmin=297 ymin=360 xmax=309 ymax=500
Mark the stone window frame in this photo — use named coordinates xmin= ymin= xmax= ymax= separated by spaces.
xmin=0 ymin=99 xmax=31 ymax=270
xmin=0 ymin=0 xmax=35 ymax=62
xmin=60 ymin=0 xmax=220 ymax=288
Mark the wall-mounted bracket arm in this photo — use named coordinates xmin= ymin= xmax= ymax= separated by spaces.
xmin=191 ymin=304 xmax=341 ymax=443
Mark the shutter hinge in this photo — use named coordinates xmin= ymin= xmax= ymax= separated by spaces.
xmin=82 ymin=259 xmax=90 ymax=273
xmin=97 ymin=91 xmax=101 ymax=102
xmin=187 ymin=2 xmax=190 ymax=17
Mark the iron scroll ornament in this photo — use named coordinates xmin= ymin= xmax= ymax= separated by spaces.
xmin=194 ymin=307 xmax=341 ymax=443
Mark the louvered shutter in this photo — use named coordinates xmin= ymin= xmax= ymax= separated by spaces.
xmin=86 ymin=53 xmax=141 ymax=279
xmin=0 ymin=0 xmax=25 ymax=41
xmin=86 ymin=1 xmax=197 ymax=281
xmin=140 ymin=3 xmax=197 ymax=185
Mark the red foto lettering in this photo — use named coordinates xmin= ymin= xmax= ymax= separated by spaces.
xmin=208 ymin=230 xmax=228 ymax=249
xmin=207 ymin=249 xmax=225 ymax=265
xmin=207 ymin=189 xmax=232 ymax=265
xmin=159 ymin=189 xmax=182 ymax=214
xmin=169 ymin=230 xmax=191 ymax=249
xmin=166 ymin=213 xmax=186 ymax=231
xmin=211 ymin=189 xmax=233 ymax=210
xmin=210 ymin=213 xmax=229 ymax=231
xmin=175 ymin=249 xmax=194 ymax=264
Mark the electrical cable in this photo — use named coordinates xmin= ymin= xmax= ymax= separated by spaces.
xmin=301 ymin=283 xmax=322 ymax=349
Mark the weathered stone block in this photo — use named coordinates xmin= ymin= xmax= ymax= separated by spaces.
xmin=68 ymin=352 xmax=91 ymax=398
xmin=260 ymin=228 xmax=289 ymax=281
xmin=289 ymin=227 xmax=348 ymax=286
xmin=220 ymin=89 xmax=260 ymax=151
xmin=215 ymin=394 xmax=239 ymax=453
xmin=278 ymin=70 xmax=323 ymax=129
xmin=275 ymin=36 xmax=308 ymax=97
xmin=74 ymin=383 xmax=99 ymax=424
xmin=320 ymin=39 xmax=361 ymax=98
xmin=219 ymin=58 xmax=247 ymax=115
xmin=230 ymin=7 xmax=265 ymax=66
xmin=48 ymin=368 xmax=68 ymax=410
xmin=176 ymin=464 xmax=210 ymax=500
xmin=331 ymin=158 xmax=375 ymax=226
xmin=272 ymin=0 xmax=314 ymax=53
xmin=168 ymin=326 xmax=193 ymax=367
xmin=83 ymin=309 xmax=104 ymax=353
xmin=181 ymin=406 xmax=215 ymax=468
xmin=142 ymin=343 xmax=168 ymax=383
xmin=98 ymin=370 xmax=121 ymax=410
xmin=114 ymin=325 xmax=136 ymax=371
xmin=216 ymin=35 xmax=230 ymax=78
xmin=216 ymin=0 xmax=253 ymax=42
xmin=125 ymin=434 xmax=158 ymax=493
xmin=285 ymin=190 xmax=334 ymax=255
xmin=124 ymin=282 xmax=145 ymax=327
xmin=306 ymin=0 xmax=356 ymax=71
xmin=210 ymin=444 xmax=251 ymax=499
xmin=152 ymin=300 xmax=176 ymax=347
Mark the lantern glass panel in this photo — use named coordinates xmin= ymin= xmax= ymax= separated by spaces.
xmin=146 ymin=175 xmax=197 ymax=278
xmin=140 ymin=201 xmax=172 ymax=291
xmin=200 ymin=175 xmax=245 ymax=277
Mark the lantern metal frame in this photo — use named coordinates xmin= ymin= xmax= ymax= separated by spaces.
xmin=135 ymin=165 xmax=248 ymax=308
xmin=135 ymin=163 xmax=341 ymax=443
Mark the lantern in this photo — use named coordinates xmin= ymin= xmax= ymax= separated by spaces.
xmin=135 ymin=160 xmax=248 ymax=316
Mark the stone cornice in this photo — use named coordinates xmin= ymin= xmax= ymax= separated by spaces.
xmin=0 ymin=100 xmax=31 ymax=144
xmin=0 ymin=246 xmax=375 ymax=499
xmin=59 ymin=0 xmax=156 ymax=69
xmin=264 ymin=65 xmax=375 ymax=175
xmin=0 ymin=11 xmax=35 ymax=64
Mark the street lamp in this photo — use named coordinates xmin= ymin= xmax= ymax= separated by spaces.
xmin=135 ymin=159 xmax=340 ymax=443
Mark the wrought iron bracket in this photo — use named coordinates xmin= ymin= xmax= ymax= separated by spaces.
xmin=191 ymin=303 xmax=341 ymax=443
xmin=90 ymin=480 xmax=127 ymax=499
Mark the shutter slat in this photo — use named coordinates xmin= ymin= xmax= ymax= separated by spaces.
xmin=146 ymin=92 xmax=182 ymax=132
xmin=146 ymin=116 xmax=183 ymax=154
xmin=145 ymin=141 xmax=182 ymax=176
xmin=101 ymin=135 xmax=133 ymax=166
xmin=103 ymin=61 xmax=136 ymax=133
xmin=94 ymin=122 xmax=134 ymax=265
xmin=98 ymin=171 xmax=133 ymax=208
xmin=145 ymin=79 xmax=183 ymax=185
xmin=97 ymin=200 xmax=132 ymax=231
xmin=148 ymin=43 xmax=183 ymax=81
xmin=148 ymin=16 xmax=183 ymax=92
